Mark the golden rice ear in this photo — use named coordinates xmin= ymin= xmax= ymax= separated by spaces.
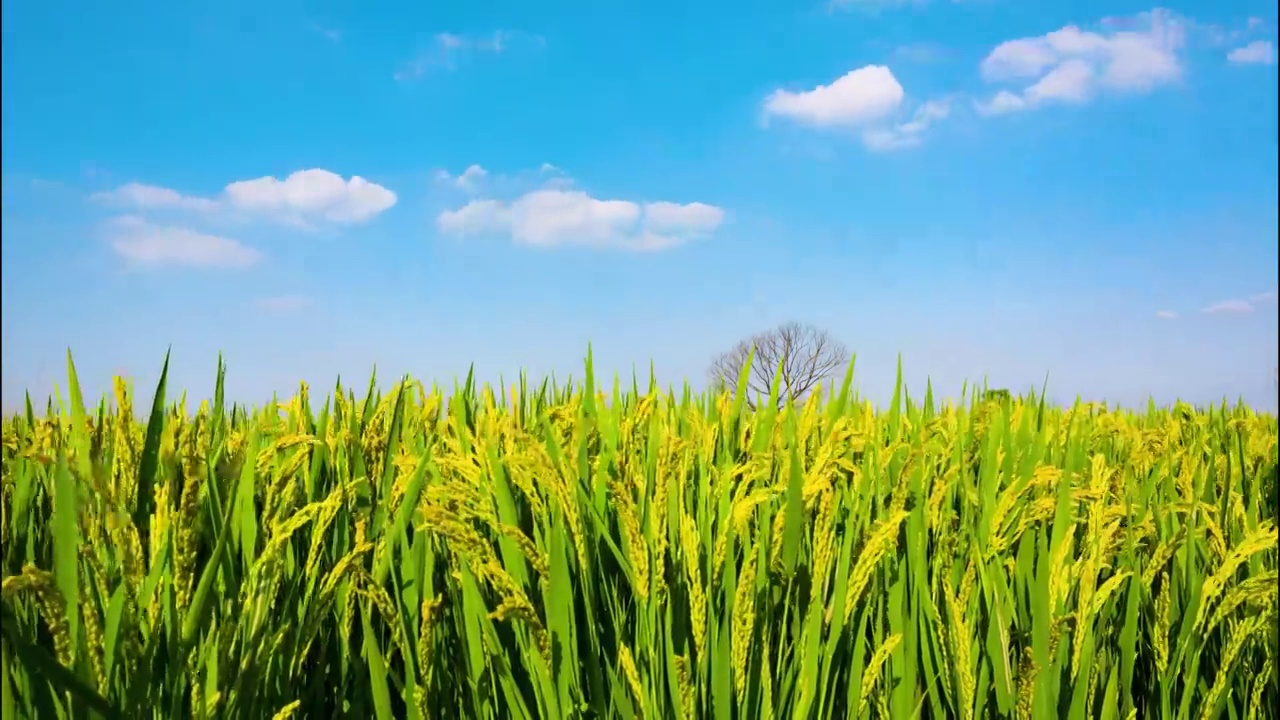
xmin=0 ymin=354 xmax=1273 ymax=718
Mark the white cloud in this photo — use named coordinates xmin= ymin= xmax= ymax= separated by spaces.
xmin=456 ymin=165 xmax=488 ymax=192
xmin=981 ymin=38 xmax=1062 ymax=81
xmin=93 ymin=169 xmax=397 ymax=228
xmin=975 ymin=90 xmax=1029 ymax=116
xmin=763 ymin=65 xmax=905 ymax=128
xmin=510 ymin=190 xmax=642 ymax=247
xmin=1156 ymin=310 xmax=1179 ymax=319
xmin=763 ymin=65 xmax=952 ymax=151
xmin=1199 ymin=290 xmax=1277 ymax=315
xmin=1228 ymin=40 xmax=1276 ymax=65
xmin=1202 ymin=299 xmax=1255 ymax=315
xmin=437 ymin=32 xmax=467 ymax=50
xmin=437 ymin=187 xmax=725 ymax=251
xmin=104 ymin=215 xmax=260 ymax=269
xmin=437 ymin=199 xmax=511 ymax=236
xmin=1182 ymin=289 xmax=1274 ymax=315
xmin=434 ymin=164 xmax=490 ymax=194
xmin=861 ymin=98 xmax=952 ymax=151
xmin=977 ymin=9 xmax=1187 ymax=114
xmin=1025 ymin=58 xmax=1096 ymax=103
xmin=224 ymin=170 xmax=397 ymax=225
xmin=642 ymin=201 xmax=725 ymax=235
xmin=91 ymin=182 xmax=220 ymax=213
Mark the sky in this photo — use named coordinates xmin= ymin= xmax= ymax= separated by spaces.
xmin=2 ymin=0 xmax=1277 ymax=412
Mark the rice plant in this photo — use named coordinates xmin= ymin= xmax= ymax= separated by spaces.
xmin=1 ymin=350 xmax=1276 ymax=719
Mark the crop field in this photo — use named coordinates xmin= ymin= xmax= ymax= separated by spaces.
xmin=1 ymin=352 xmax=1277 ymax=720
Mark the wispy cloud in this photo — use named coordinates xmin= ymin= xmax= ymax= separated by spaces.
xmin=433 ymin=164 xmax=490 ymax=194
xmin=1202 ymin=299 xmax=1255 ymax=314
xmin=892 ymin=42 xmax=950 ymax=64
xmin=1155 ymin=310 xmax=1179 ymax=319
xmin=91 ymin=182 xmax=220 ymax=213
xmin=1191 ymin=15 xmax=1275 ymax=49
xmin=310 ymin=23 xmax=342 ymax=43
xmin=434 ymin=163 xmax=573 ymax=197
xmin=861 ymin=98 xmax=953 ymax=151
xmin=103 ymin=215 xmax=260 ymax=269
xmin=394 ymin=31 xmax=543 ymax=81
xmin=1201 ymin=291 xmax=1276 ymax=315
xmin=1227 ymin=40 xmax=1276 ymax=65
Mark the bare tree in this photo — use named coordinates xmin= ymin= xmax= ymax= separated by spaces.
xmin=708 ymin=322 xmax=850 ymax=407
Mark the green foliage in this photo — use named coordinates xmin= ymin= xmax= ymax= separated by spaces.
xmin=1 ymin=353 xmax=1277 ymax=719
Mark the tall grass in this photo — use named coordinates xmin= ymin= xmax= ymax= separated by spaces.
xmin=1 ymin=350 xmax=1276 ymax=719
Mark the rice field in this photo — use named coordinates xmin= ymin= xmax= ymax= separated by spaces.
xmin=1 ymin=351 xmax=1277 ymax=719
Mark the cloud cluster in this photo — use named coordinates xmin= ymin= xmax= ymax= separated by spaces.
xmin=766 ymin=8 xmax=1274 ymax=149
xmin=92 ymin=169 xmax=397 ymax=269
xmin=762 ymin=65 xmax=950 ymax=151
xmin=436 ymin=169 xmax=726 ymax=251
xmin=93 ymin=169 xmax=397 ymax=229
xmin=975 ymin=10 xmax=1188 ymax=115
xmin=223 ymin=171 xmax=396 ymax=225
xmin=760 ymin=5 xmax=1280 ymax=147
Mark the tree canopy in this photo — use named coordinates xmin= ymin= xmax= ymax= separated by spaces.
xmin=708 ymin=321 xmax=850 ymax=407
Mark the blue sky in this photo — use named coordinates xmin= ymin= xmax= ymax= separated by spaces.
xmin=2 ymin=0 xmax=1277 ymax=411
